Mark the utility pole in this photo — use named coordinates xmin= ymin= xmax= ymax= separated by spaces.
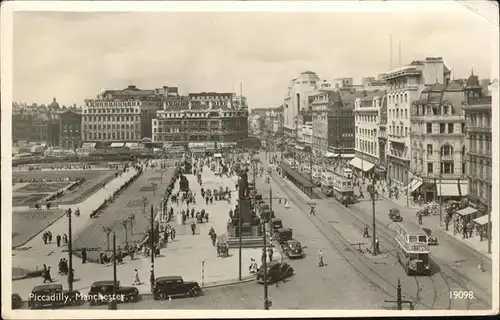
xmin=368 ymin=184 xmax=377 ymax=255
xmin=406 ymin=170 xmax=409 ymax=208
xmin=238 ymin=196 xmax=242 ymax=281
xmin=384 ymin=278 xmax=415 ymax=310
xmin=150 ymin=204 xmax=155 ymax=293
xmin=439 ymin=152 xmax=443 ymax=223
xmin=262 ymin=186 xmax=271 ymax=310
xmin=108 ymin=231 xmax=118 ymax=310
xmin=67 ymin=209 xmax=74 ymax=291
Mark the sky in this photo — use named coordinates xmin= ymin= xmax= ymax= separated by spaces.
xmin=9 ymin=1 xmax=499 ymax=109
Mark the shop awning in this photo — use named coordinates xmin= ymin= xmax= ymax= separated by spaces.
xmin=408 ymin=179 xmax=423 ymax=193
xmin=473 ymin=215 xmax=489 ymax=225
xmin=214 ymin=153 xmax=222 ymax=158
xmin=436 ymin=182 xmax=468 ymax=197
xmin=456 ymin=206 xmax=478 ymax=217
xmin=341 ymin=154 xmax=355 ymax=158
xmin=325 ymin=152 xmax=336 ymax=158
xmin=295 ymin=145 xmax=305 ymax=150
xmin=110 ymin=142 xmax=125 ymax=148
xmin=125 ymin=142 xmax=139 ymax=148
xmin=349 ymin=157 xmax=375 ymax=172
xmin=82 ymin=142 xmax=96 ymax=148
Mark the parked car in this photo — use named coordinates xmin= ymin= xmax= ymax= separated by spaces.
xmin=28 ymin=284 xmax=82 ymax=309
xmin=276 ymin=227 xmax=293 ymax=244
xmin=87 ymin=280 xmax=139 ymax=306
xmin=12 ymin=293 xmax=23 ymax=309
xmin=153 ymin=276 xmax=202 ymax=300
xmin=422 ymin=228 xmax=439 ymax=245
xmin=256 ymin=261 xmax=294 ymax=284
xmin=281 ymin=239 xmax=304 ymax=259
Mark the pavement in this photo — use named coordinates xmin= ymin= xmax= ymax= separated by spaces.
xmin=11 ymin=157 xmax=277 ymax=301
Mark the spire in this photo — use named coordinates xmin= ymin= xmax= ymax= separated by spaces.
xmin=471 ymin=67 xmax=474 ymax=76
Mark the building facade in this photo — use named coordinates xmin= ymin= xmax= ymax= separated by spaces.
xmin=152 ymin=108 xmax=248 ymax=144
xmin=353 ymin=92 xmax=384 ymax=177
xmin=298 ymin=122 xmax=313 ymax=146
xmin=59 ymin=110 xmax=83 ymax=150
xmin=463 ymin=77 xmax=493 ymax=216
xmin=12 ymin=98 xmax=61 ymax=144
xmin=377 ymin=95 xmax=389 ymax=179
xmin=264 ymin=106 xmax=284 ymax=135
xmin=410 ymin=81 xmax=467 ymax=201
xmin=310 ymin=90 xmax=361 ymax=157
xmin=82 ymin=85 xmax=165 ymax=143
xmin=283 ymin=71 xmax=321 ymax=137
xmin=382 ymin=57 xmax=451 ymax=187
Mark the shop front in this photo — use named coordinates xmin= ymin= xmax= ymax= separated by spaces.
xmin=348 ymin=157 xmax=375 ymax=179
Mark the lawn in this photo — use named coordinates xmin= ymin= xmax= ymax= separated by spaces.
xmin=12 ymin=170 xmax=116 ymax=206
xmin=12 ymin=209 xmax=66 ymax=248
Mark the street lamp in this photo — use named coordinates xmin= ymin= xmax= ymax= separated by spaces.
xmin=367 ymin=184 xmax=378 ymax=256
xmin=108 ymin=231 xmax=118 ymax=310
xmin=150 ymin=204 xmax=156 ymax=293
xmin=66 ymin=208 xmax=74 ymax=291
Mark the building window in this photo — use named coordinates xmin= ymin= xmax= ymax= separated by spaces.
xmin=441 ymin=145 xmax=452 ymax=156
xmin=427 ymin=162 xmax=433 ymax=174
xmin=427 ymin=123 xmax=432 ymax=133
xmin=448 ymin=123 xmax=454 ymax=133
xmin=442 ymin=162 xmax=454 ymax=174
xmin=440 ymin=123 xmax=446 ymax=133
xmin=427 ymin=144 xmax=433 ymax=157
xmin=461 ymin=123 xmax=465 ymax=133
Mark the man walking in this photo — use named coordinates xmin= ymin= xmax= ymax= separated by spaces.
xmin=363 ymin=225 xmax=369 ymax=238
xmin=56 ymin=234 xmax=61 ymax=247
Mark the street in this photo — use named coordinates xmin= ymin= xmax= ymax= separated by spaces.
xmin=256 ymin=152 xmax=491 ymax=310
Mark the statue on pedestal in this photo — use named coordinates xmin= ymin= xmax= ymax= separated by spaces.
xmin=238 ymin=169 xmax=249 ymax=199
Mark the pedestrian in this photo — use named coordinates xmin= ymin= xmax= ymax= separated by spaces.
xmin=171 ymin=228 xmax=176 ymax=241
xmin=467 ymin=222 xmax=473 ymax=238
xmin=81 ymin=247 xmax=87 ymax=264
xmin=63 ymin=234 xmax=68 ymax=245
xmin=363 ymin=225 xmax=369 ymax=238
xmin=310 ymin=206 xmax=315 ymax=216
xmin=43 ymin=267 xmax=53 ymax=283
xmin=375 ymin=237 xmax=380 ymax=254
xmin=191 ymin=222 xmax=196 ymax=235
xmin=318 ymin=250 xmax=324 ymax=267
xmin=268 ymin=247 xmax=273 ymax=262
xmin=56 ymin=234 xmax=61 ymax=247
xmin=211 ymin=232 xmax=217 ymax=246
xmin=48 ymin=231 xmax=53 ymax=243
xmin=462 ymin=224 xmax=468 ymax=239
xmin=43 ymin=233 xmax=47 ymax=245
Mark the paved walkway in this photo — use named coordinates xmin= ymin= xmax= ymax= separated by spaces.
xmin=11 ymin=156 xmax=278 ymax=300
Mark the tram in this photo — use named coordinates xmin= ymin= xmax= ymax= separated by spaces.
xmin=331 ymin=173 xmax=354 ymax=202
xmin=283 ymin=157 xmax=297 ymax=170
xmin=311 ymin=165 xmax=324 ymax=187
xmin=320 ymin=171 xmax=335 ymax=197
xmin=394 ymin=222 xmax=431 ymax=276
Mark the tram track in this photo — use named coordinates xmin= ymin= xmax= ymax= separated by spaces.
xmin=267 ymin=169 xmax=490 ymax=310
xmin=324 ymin=190 xmax=491 ymax=310
xmin=267 ymin=174 xmax=432 ymax=309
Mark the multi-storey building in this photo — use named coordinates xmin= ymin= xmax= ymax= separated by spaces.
xmin=249 ymin=114 xmax=264 ymax=136
xmin=310 ymin=89 xmax=362 ymax=158
xmin=377 ymin=94 xmax=389 ymax=179
xmin=82 ymin=85 xmax=165 ymax=144
xmin=264 ymin=106 xmax=284 ymax=135
xmin=59 ymin=109 xmax=83 ymax=150
xmin=382 ymin=57 xmax=451 ymax=187
xmin=463 ymin=76 xmax=493 ymax=218
xmin=410 ymin=81 xmax=467 ymax=202
xmin=12 ymin=98 xmax=61 ymax=144
xmin=353 ymin=92 xmax=384 ymax=178
xmin=152 ymin=92 xmax=248 ymax=144
xmin=283 ymin=71 xmax=321 ymax=137
xmin=299 ymin=121 xmax=313 ymax=147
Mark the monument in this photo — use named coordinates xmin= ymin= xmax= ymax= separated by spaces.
xmin=226 ymin=168 xmax=264 ymax=248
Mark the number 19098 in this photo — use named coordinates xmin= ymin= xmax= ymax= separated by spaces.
xmin=450 ymin=291 xmax=475 ymax=300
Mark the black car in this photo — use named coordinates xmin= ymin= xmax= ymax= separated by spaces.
xmin=153 ymin=276 xmax=201 ymax=300
xmin=282 ymin=239 xmax=304 ymax=259
xmin=28 ymin=284 xmax=82 ymax=309
xmin=87 ymin=281 xmax=139 ymax=306
xmin=12 ymin=293 xmax=23 ymax=309
xmin=256 ymin=261 xmax=294 ymax=284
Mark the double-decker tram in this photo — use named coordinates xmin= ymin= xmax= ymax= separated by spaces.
xmin=331 ymin=173 xmax=354 ymax=201
xmin=320 ymin=171 xmax=335 ymax=197
xmin=394 ymin=222 xmax=431 ymax=276
xmin=311 ymin=165 xmax=324 ymax=187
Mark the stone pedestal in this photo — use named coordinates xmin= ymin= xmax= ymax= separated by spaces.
xmin=238 ymin=197 xmax=252 ymax=224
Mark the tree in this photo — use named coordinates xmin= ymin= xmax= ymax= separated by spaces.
xmin=102 ymin=226 xmax=112 ymax=251
xmin=122 ymin=219 xmax=129 ymax=246
xmin=151 ymin=182 xmax=158 ymax=196
xmin=128 ymin=213 xmax=136 ymax=235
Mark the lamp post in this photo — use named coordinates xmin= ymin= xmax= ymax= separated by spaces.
xmin=368 ymin=184 xmax=378 ymax=255
xmin=150 ymin=204 xmax=155 ymax=293
xmin=406 ymin=170 xmax=409 ymax=208
xmin=108 ymin=231 xmax=118 ymax=310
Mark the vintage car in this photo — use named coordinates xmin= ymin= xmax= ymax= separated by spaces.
xmin=28 ymin=284 xmax=82 ymax=309
xmin=12 ymin=293 xmax=23 ymax=309
xmin=256 ymin=261 xmax=294 ymax=284
xmin=389 ymin=208 xmax=403 ymax=222
xmin=281 ymin=239 xmax=304 ymax=259
xmin=271 ymin=218 xmax=283 ymax=233
xmin=87 ymin=280 xmax=139 ymax=306
xmin=153 ymin=276 xmax=202 ymax=300
xmin=276 ymin=227 xmax=293 ymax=244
